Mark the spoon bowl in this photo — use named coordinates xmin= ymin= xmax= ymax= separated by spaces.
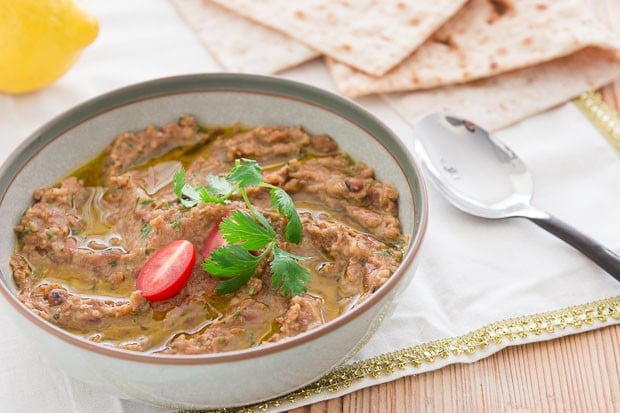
xmin=413 ymin=112 xmax=620 ymax=281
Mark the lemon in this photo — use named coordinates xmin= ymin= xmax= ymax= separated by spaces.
xmin=0 ymin=0 xmax=99 ymax=94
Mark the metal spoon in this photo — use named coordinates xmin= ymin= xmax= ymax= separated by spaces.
xmin=412 ymin=112 xmax=620 ymax=281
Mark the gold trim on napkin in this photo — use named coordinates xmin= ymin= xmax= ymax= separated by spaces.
xmin=185 ymin=93 xmax=620 ymax=413
xmin=188 ymin=296 xmax=619 ymax=413
xmin=574 ymin=91 xmax=620 ymax=151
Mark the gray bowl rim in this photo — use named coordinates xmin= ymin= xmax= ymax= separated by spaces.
xmin=0 ymin=73 xmax=428 ymax=365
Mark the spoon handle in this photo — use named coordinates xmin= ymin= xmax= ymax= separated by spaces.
xmin=527 ymin=214 xmax=620 ymax=281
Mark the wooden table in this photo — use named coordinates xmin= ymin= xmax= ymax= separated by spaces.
xmin=295 ymin=1 xmax=620 ymax=407
xmin=288 ymin=86 xmax=620 ymax=413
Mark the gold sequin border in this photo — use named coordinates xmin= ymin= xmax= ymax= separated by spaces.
xmin=181 ymin=93 xmax=620 ymax=413
xmin=574 ymin=91 xmax=620 ymax=151
xmin=185 ymin=296 xmax=619 ymax=413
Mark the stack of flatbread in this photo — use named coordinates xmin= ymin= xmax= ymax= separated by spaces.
xmin=172 ymin=0 xmax=620 ymax=130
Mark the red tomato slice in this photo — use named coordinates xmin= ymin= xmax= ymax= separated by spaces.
xmin=137 ymin=240 xmax=196 ymax=301
xmin=202 ymin=218 xmax=227 ymax=259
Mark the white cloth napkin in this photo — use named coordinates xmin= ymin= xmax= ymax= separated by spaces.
xmin=0 ymin=1 xmax=619 ymax=412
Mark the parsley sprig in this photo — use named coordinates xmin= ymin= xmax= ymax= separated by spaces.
xmin=173 ymin=159 xmax=310 ymax=296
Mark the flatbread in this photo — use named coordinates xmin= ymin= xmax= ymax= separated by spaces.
xmin=386 ymin=48 xmax=620 ymax=131
xmin=209 ymin=0 xmax=468 ymax=76
xmin=171 ymin=0 xmax=319 ymax=74
xmin=328 ymin=0 xmax=620 ymax=97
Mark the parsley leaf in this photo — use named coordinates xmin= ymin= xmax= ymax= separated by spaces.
xmin=214 ymin=273 xmax=255 ymax=295
xmin=202 ymin=245 xmax=261 ymax=277
xmin=269 ymin=187 xmax=303 ymax=244
xmin=174 ymin=169 xmax=201 ymax=207
xmin=174 ymin=168 xmax=229 ymax=206
xmin=181 ymin=186 xmax=201 ymax=207
xmin=140 ymin=223 xmax=152 ymax=239
xmin=270 ymin=247 xmax=310 ymax=297
xmin=219 ymin=210 xmax=275 ymax=250
xmin=251 ymin=208 xmax=273 ymax=233
xmin=206 ymin=175 xmax=233 ymax=198
xmin=173 ymin=168 xmax=185 ymax=198
xmin=226 ymin=158 xmax=263 ymax=188
xmin=174 ymin=159 xmax=311 ymax=297
xmin=203 ymin=244 xmax=260 ymax=295
xmin=198 ymin=187 xmax=225 ymax=204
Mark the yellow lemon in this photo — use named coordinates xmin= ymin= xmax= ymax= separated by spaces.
xmin=0 ymin=0 xmax=99 ymax=94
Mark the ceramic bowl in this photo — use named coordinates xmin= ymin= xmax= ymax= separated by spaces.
xmin=0 ymin=74 xmax=427 ymax=409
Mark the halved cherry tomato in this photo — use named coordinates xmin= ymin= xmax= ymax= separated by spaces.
xmin=203 ymin=218 xmax=228 ymax=259
xmin=136 ymin=240 xmax=196 ymax=301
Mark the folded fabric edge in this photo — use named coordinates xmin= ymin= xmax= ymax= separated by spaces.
xmin=177 ymin=90 xmax=620 ymax=412
xmin=187 ymin=295 xmax=619 ymax=413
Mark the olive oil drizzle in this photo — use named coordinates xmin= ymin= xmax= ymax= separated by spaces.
xmin=18 ymin=122 xmax=404 ymax=353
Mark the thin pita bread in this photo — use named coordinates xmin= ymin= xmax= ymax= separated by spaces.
xmin=386 ymin=48 xmax=620 ymax=131
xmin=209 ymin=0 xmax=468 ymax=76
xmin=171 ymin=0 xmax=319 ymax=74
xmin=329 ymin=0 xmax=620 ymax=97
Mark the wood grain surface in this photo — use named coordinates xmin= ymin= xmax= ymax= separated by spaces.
xmin=286 ymin=72 xmax=620 ymax=413
xmin=290 ymin=2 xmax=620 ymax=409
xmin=291 ymin=88 xmax=620 ymax=413
xmin=290 ymin=325 xmax=620 ymax=412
